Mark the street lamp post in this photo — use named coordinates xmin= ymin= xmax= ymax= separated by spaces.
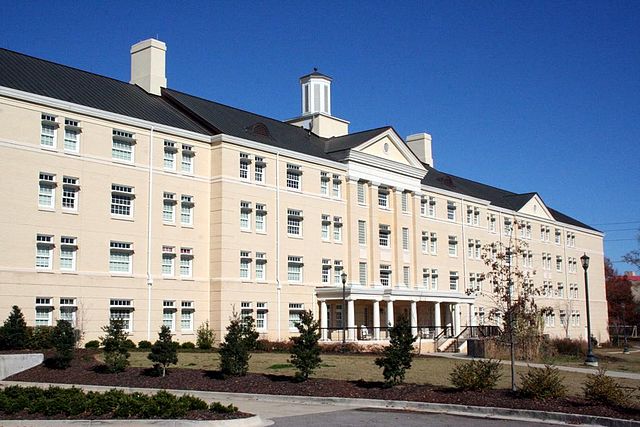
xmin=621 ymin=303 xmax=630 ymax=354
xmin=580 ymin=253 xmax=598 ymax=367
xmin=341 ymin=271 xmax=347 ymax=350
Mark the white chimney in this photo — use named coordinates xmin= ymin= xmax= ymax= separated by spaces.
xmin=130 ymin=39 xmax=167 ymax=96
xmin=406 ymin=133 xmax=433 ymax=167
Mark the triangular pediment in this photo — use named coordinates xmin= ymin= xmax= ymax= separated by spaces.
xmin=354 ymin=129 xmax=424 ymax=169
xmin=518 ymin=194 xmax=554 ymax=220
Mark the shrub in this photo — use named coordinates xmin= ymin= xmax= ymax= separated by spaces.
xmin=219 ymin=312 xmax=259 ymax=377
xmin=319 ymin=342 xmax=363 ymax=354
xmin=26 ymin=326 xmax=55 ymax=349
xmin=549 ymin=338 xmax=585 ymax=357
xmin=583 ymin=367 xmax=629 ymax=407
xmin=0 ymin=306 xmax=28 ymax=350
xmin=450 ymin=359 xmax=502 ymax=391
xmin=210 ymin=401 xmax=238 ymax=413
xmin=50 ymin=320 xmax=77 ymax=369
xmin=289 ymin=310 xmax=322 ymax=381
xmin=256 ymin=339 xmax=293 ymax=352
xmin=180 ymin=341 xmax=196 ymax=349
xmin=519 ymin=365 xmax=567 ymax=399
xmin=148 ymin=325 xmax=179 ymax=377
xmin=100 ymin=319 xmax=130 ymax=373
xmin=124 ymin=339 xmax=137 ymax=349
xmin=137 ymin=340 xmax=152 ymax=349
xmin=375 ymin=316 xmax=417 ymax=387
xmin=196 ymin=321 xmax=215 ymax=350
xmin=85 ymin=340 xmax=100 ymax=349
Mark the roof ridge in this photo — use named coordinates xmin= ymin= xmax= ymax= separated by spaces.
xmin=327 ymin=126 xmax=391 ymax=140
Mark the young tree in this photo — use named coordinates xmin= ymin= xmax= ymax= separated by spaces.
xmin=148 ymin=325 xmax=179 ymax=377
xmin=0 ymin=306 xmax=28 ymax=350
xmin=218 ymin=312 xmax=259 ymax=377
xmin=51 ymin=319 xmax=77 ymax=368
xmin=196 ymin=321 xmax=215 ymax=350
xmin=289 ymin=310 xmax=322 ymax=381
xmin=375 ymin=315 xmax=416 ymax=387
xmin=622 ymin=230 xmax=640 ymax=271
xmin=100 ymin=319 xmax=130 ymax=373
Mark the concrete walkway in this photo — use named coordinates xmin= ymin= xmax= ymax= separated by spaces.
xmin=430 ymin=352 xmax=640 ymax=380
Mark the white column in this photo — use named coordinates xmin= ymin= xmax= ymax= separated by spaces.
xmin=434 ymin=302 xmax=440 ymax=337
xmin=454 ymin=303 xmax=461 ymax=335
xmin=387 ymin=300 xmax=394 ymax=328
xmin=320 ymin=300 xmax=328 ymax=341
xmin=347 ymin=299 xmax=355 ymax=341
xmin=410 ymin=300 xmax=418 ymax=337
xmin=373 ymin=300 xmax=380 ymax=340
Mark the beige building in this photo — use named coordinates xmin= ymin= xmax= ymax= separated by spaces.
xmin=0 ymin=39 xmax=609 ymax=349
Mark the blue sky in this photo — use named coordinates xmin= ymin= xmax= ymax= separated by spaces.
xmin=2 ymin=1 xmax=639 ymax=272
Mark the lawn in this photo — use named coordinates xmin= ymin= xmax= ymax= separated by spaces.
xmin=542 ymin=347 xmax=640 ymax=373
xmin=125 ymin=351 xmax=640 ymax=397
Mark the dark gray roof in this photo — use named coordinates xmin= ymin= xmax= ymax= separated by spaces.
xmin=421 ymin=165 xmax=598 ymax=231
xmin=300 ymin=70 xmax=332 ymax=80
xmin=0 ymin=48 xmax=209 ymax=134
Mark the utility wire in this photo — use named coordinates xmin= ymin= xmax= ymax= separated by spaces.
xmin=592 ymin=221 xmax=640 ymax=226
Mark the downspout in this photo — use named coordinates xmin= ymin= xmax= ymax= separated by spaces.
xmin=146 ymin=126 xmax=155 ymax=341
xmin=275 ymin=152 xmax=281 ymax=340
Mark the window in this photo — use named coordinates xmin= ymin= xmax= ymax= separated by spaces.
xmin=59 ymin=298 xmax=77 ymax=326
xmin=378 ymin=187 xmax=389 ymax=208
xmin=420 ymin=196 xmax=428 ymax=216
xmin=380 ymin=265 xmax=391 ymax=287
xmin=240 ymin=250 xmax=251 ymax=279
xmin=164 ymin=141 xmax=176 ymax=170
xmin=333 ymin=260 xmax=343 ymax=284
xmin=379 ymin=224 xmax=391 ymax=247
xmin=466 ymin=205 xmax=474 ymax=225
xmin=320 ymin=171 xmax=329 ymax=195
xmin=569 ymin=283 xmax=579 ymax=299
xmin=566 ymin=232 xmax=576 ymax=247
xmin=321 ymin=214 xmax=330 ymax=240
xmin=543 ymin=281 xmax=553 ymax=297
xmin=568 ymin=257 xmax=577 ymax=273
xmin=181 ymin=145 xmax=194 ymax=173
xmin=112 ymin=130 xmax=135 ymax=162
xmin=63 ymin=119 xmax=80 ymax=152
xmin=254 ymin=156 xmax=265 ymax=182
xmin=468 ymin=273 xmax=478 ymax=292
xmin=240 ymin=302 xmax=253 ymax=325
xmin=256 ymin=302 xmax=267 ymax=331
xmin=240 ymin=201 xmax=252 ymax=231
xmin=557 ymin=282 xmax=565 ymax=298
xmin=402 ymin=227 xmax=409 ymax=250
xmin=287 ymin=209 xmax=303 ymax=236
xmin=448 ymin=235 xmax=458 ymax=257
xmin=427 ymin=196 xmax=436 ymax=217
xmin=545 ymin=311 xmax=555 ymax=327
xmin=430 ymin=269 xmax=438 ymax=290
xmin=255 ymin=204 xmax=266 ymax=232
xmin=162 ymin=246 xmax=175 ymax=277
xmin=422 ymin=268 xmax=430 ymax=287
xmin=239 ymin=152 xmax=250 ymax=179
xmin=359 ymin=262 xmax=367 ymax=286
xmin=162 ymin=192 xmax=176 ymax=223
xmin=541 ymin=225 xmax=550 ymax=242
xmin=40 ymin=114 xmax=57 ymax=148
xmin=571 ymin=310 xmax=580 ymax=327
xmin=488 ymin=214 xmax=496 ymax=232
xmin=110 ymin=299 xmax=133 ymax=332
xmin=110 ymin=241 xmax=133 ymax=274
xmin=467 ymin=239 xmax=481 ymax=259
xmin=446 ymin=201 xmax=456 ymax=221
xmin=287 ymin=256 xmax=303 ymax=283
xmin=35 ymin=297 xmax=53 ymax=326
xmin=357 ymin=181 xmax=366 ymax=205
xmin=288 ymin=303 xmax=304 ymax=329
xmin=403 ymin=266 xmax=410 ymax=286
xmin=163 ymin=300 xmax=176 ymax=331
xmin=332 ymin=174 xmax=341 ymax=198
xmin=321 ymin=258 xmax=331 ymax=284
xmin=334 ymin=304 xmax=343 ymax=328
xmin=504 ymin=218 xmax=513 ymax=236
xmin=401 ymin=192 xmax=409 ymax=213
xmin=559 ymin=310 xmax=567 ymax=327
xmin=333 ymin=216 xmax=342 ymax=242
xmin=180 ymin=248 xmax=193 ymax=278
xmin=542 ymin=253 xmax=552 ymax=270
xmin=556 ymin=256 xmax=563 ymax=272
xmin=36 ymin=234 xmax=53 ymax=269
xmin=255 ymin=252 xmax=266 ymax=281
xmin=60 ymin=236 xmax=77 ymax=271
xmin=449 ymin=271 xmax=459 ymax=291
xmin=555 ymin=228 xmax=562 ymax=245
xmin=62 ymin=176 xmax=79 ymax=211
xmin=358 ymin=220 xmax=366 ymax=245
xmin=181 ymin=301 xmax=194 ymax=330
xmin=38 ymin=172 xmax=56 ymax=209
xmin=475 ymin=306 xmax=486 ymax=325
xmin=111 ymin=184 xmax=134 ymax=217
xmin=181 ymin=195 xmax=194 ymax=225
xmin=286 ymin=163 xmax=301 ymax=189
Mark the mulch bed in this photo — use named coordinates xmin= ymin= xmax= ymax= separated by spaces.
xmin=5 ymin=350 xmax=640 ymax=421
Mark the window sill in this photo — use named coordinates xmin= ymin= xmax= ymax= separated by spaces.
xmin=181 ymin=331 xmax=195 ymax=335
xmin=62 ymin=210 xmax=79 ymax=215
xmin=111 ymin=215 xmax=134 ymax=222
xmin=38 ymin=207 xmax=55 ymax=212
xmin=181 ymin=224 xmax=194 ymax=229
xmin=163 ymin=222 xmax=176 ymax=227
xmin=111 ymin=159 xmax=135 ymax=166
xmin=287 ymin=235 xmax=303 ymax=239
xmin=110 ymin=273 xmax=133 ymax=277
xmin=180 ymin=277 xmax=194 ymax=281
xmin=256 ymin=231 xmax=267 ymax=235
xmin=40 ymin=145 xmax=58 ymax=152
xmin=60 ymin=271 xmax=78 ymax=275
xmin=35 ymin=269 xmax=54 ymax=273
xmin=240 ymin=229 xmax=252 ymax=233
xmin=64 ymin=150 xmax=80 ymax=157
xmin=163 ymin=276 xmax=176 ymax=280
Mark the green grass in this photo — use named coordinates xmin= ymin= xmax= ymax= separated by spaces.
xmin=123 ymin=351 xmax=640 ymax=397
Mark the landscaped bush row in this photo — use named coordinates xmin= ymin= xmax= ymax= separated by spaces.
xmin=0 ymin=386 xmax=237 ymax=418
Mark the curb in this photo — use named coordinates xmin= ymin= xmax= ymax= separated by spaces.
xmin=0 ymin=415 xmax=269 ymax=426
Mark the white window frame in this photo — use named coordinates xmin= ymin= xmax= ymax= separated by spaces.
xmin=112 ymin=130 xmax=135 ymax=163
xmin=240 ymin=201 xmax=252 ymax=231
xmin=111 ymin=184 xmax=134 ymax=217
xmin=63 ymin=119 xmax=80 ymax=153
xmin=240 ymin=250 xmax=251 ymax=280
xmin=321 ymin=214 xmax=330 ymax=240
xmin=357 ymin=181 xmax=366 ymax=205
xmin=163 ymin=300 xmax=176 ymax=331
xmin=287 ymin=256 xmax=303 ymax=283
xmin=181 ymin=145 xmax=195 ymax=174
xmin=36 ymin=234 xmax=54 ymax=270
xmin=38 ymin=172 xmax=56 ymax=209
xmin=109 ymin=299 xmax=133 ymax=332
xmin=59 ymin=297 xmax=77 ymax=326
xmin=287 ymin=209 xmax=303 ymax=236
xmin=181 ymin=195 xmax=194 ymax=226
xmin=288 ymin=303 xmax=304 ymax=330
xmin=255 ymin=204 xmax=266 ymax=233
xmin=449 ymin=271 xmax=459 ymax=291
xmin=402 ymin=227 xmax=409 ymax=251
xmin=60 ymin=236 xmax=77 ymax=272
xmin=359 ymin=262 xmax=367 ymax=286
xmin=40 ymin=114 xmax=57 ymax=148
xmin=62 ymin=176 xmax=79 ymax=211
xmin=180 ymin=247 xmax=193 ymax=278
xmin=286 ymin=164 xmax=301 ymax=190
xmin=162 ymin=192 xmax=176 ymax=223
xmin=162 ymin=246 xmax=175 ymax=277
xmin=181 ymin=301 xmax=194 ymax=330
xmin=447 ymin=201 xmax=456 ymax=221
xmin=358 ymin=220 xmax=366 ymax=245
xmin=163 ymin=140 xmax=177 ymax=171
xmin=109 ymin=241 xmax=133 ymax=274
xmin=35 ymin=297 xmax=53 ymax=326
xmin=255 ymin=252 xmax=267 ymax=281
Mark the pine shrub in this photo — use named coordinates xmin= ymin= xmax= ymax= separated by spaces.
xmin=374 ymin=316 xmax=417 ymax=387
xmin=50 ymin=320 xmax=77 ymax=369
xmin=137 ymin=340 xmax=152 ymax=349
xmin=219 ymin=312 xmax=259 ymax=377
xmin=84 ymin=340 xmax=100 ymax=349
xmin=0 ymin=306 xmax=28 ymax=350
xmin=583 ymin=367 xmax=629 ymax=407
xmin=289 ymin=310 xmax=322 ymax=381
xmin=148 ymin=325 xmax=179 ymax=377
xmin=196 ymin=321 xmax=215 ymax=350
xmin=519 ymin=365 xmax=567 ymax=399
xmin=100 ymin=319 xmax=130 ymax=373
xmin=450 ymin=359 xmax=502 ymax=391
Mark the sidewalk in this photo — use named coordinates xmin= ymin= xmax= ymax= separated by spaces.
xmin=430 ymin=352 xmax=640 ymax=380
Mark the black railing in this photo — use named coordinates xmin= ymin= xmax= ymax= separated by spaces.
xmin=319 ymin=325 xmax=455 ymax=342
